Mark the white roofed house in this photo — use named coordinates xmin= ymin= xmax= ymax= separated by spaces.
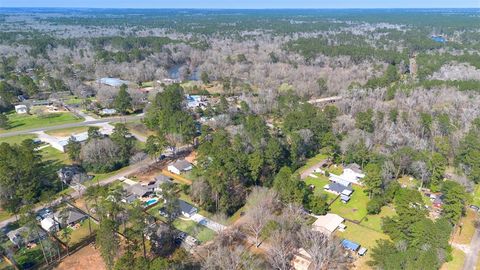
xmin=328 ymin=163 xmax=365 ymax=186
xmin=312 ymin=213 xmax=345 ymax=235
xmin=40 ymin=217 xmax=59 ymax=232
xmin=167 ymin=159 xmax=193 ymax=175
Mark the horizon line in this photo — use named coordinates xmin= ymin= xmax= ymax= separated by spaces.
xmin=0 ymin=7 xmax=479 ymax=10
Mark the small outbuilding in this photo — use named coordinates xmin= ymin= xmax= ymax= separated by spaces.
xmin=341 ymin=239 xmax=360 ymax=252
xmin=15 ymin=104 xmax=28 ymax=114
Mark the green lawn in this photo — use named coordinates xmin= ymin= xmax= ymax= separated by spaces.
xmin=0 ymin=134 xmax=36 ymax=145
xmin=330 ymin=185 xmax=369 ymax=222
xmin=473 ymin=185 xmax=480 ymax=207
xmin=57 ymin=219 xmax=98 ymax=246
xmin=172 ymin=219 xmax=216 ymax=243
xmin=360 ymin=205 xmax=396 ymax=232
xmin=452 ymin=209 xmax=478 ymax=245
xmin=0 ymin=211 xmax=12 ymax=223
xmin=296 ymin=153 xmax=329 ymax=174
xmin=13 ymin=246 xmax=45 ymax=269
xmin=441 ymin=248 xmax=466 ymax=270
xmin=304 ymin=175 xmax=338 ymax=203
xmin=39 ymin=146 xmax=71 ymax=164
xmin=1 ymin=112 xmax=83 ymax=134
xmin=336 ymin=221 xmax=389 ymax=270
xmin=326 ymin=164 xmax=344 ymax=175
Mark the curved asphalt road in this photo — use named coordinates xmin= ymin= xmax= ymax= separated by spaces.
xmin=0 ymin=115 xmax=144 ymax=138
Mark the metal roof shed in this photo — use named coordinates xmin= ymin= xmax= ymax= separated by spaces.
xmin=341 ymin=239 xmax=360 ymax=251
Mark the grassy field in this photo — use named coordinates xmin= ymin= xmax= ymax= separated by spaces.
xmin=473 ymin=185 xmax=480 ymax=207
xmin=45 ymin=126 xmax=88 ymax=137
xmin=1 ymin=112 xmax=83 ymax=134
xmin=0 ymin=134 xmax=36 ymax=145
xmin=330 ymin=185 xmax=370 ymax=222
xmin=451 ymin=209 xmax=478 ymax=245
xmin=360 ymin=205 xmax=396 ymax=232
xmin=336 ymin=221 xmax=389 ymax=270
xmin=296 ymin=153 xmax=328 ymax=174
xmin=304 ymin=175 xmax=338 ymax=203
xmin=0 ymin=259 xmax=14 ymax=270
xmin=57 ymin=219 xmax=99 ymax=246
xmin=13 ymin=246 xmax=45 ymax=269
xmin=172 ymin=219 xmax=216 ymax=243
xmin=39 ymin=146 xmax=71 ymax=164
xmin=440 ymin=248 xmax=466 ymax=270
xmin=326 ymin=164 xmax=344 ymax=175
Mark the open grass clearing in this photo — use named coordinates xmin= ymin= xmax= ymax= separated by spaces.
xmin=360 ymin=205 xmax=396 ymax=232
xmin=440 ymin=247 xmax=466 ymax=270
xmin=1 ymin=112 xmax=83 ymax=134
xmin=451 ymin=209 xmax=478 ymax=245
xmin=172 ymin=219 xmax=216 ymax=243
xmin=304 ymin=175 xmax=338 ymax=204
xmin=335 ymin=221 xmax=389 ymax=270
xmin=0 ymin=134 xmax=37 ymax=145
xmin=330 ymin=185 xmax=369 ymax=222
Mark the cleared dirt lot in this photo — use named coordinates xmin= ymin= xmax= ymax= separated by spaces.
xmin=54 ymin=244 xmax=105 ymax=270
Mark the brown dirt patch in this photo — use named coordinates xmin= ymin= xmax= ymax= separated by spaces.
xmin=54 ymin=244 xmax=105 ymax=270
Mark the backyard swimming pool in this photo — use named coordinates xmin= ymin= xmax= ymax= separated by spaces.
xmin=145 ymin=198 xmax=159 ymax=207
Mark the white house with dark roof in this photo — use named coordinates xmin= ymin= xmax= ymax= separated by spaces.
xmin=168 ymin=159 xmax=193 ymax=175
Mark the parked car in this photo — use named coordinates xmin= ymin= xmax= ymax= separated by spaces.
xmin=469 ymin=205 xmax=480 ymax=211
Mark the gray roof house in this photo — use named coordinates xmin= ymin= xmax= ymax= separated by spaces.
xmin=54 ymin=208 xmax=88 ymax=227
xmin=129 ymin=184 xmax=150 ymax=197
xmin=345 ymin=163 xmax=363 ymax=174
xmin=324 ymin=183 xmax=353 ymax=196
xmin=178 ymin=200 xmax=197 ymax=218
xmin=7 ymin=226 xmax=47 ymax=247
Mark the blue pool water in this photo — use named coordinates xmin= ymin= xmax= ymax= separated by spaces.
xmin=145 ymin=198 xmax=158 ymax=206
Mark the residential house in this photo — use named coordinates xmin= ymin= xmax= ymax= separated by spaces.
xmin=41 ymin=217 xmax=59 ymax=232
xmin=179 ymin=200 xmax=197 ymax=218
xmin=57 ymin=165 xmax=89 ymax=185
xmin=291 ymin=248 xmax=313 ymax=270
xmin=328 ymin=163 xmax=365 ymax=186
xmin=14 ymin=104 xmax=28 ymax=114
xmin=168 ymin=159 xmax=193 ymax=175
xmin=324 ymin=183 xmax=353 ymax=196
xmin=54 ymin=208 xmax=88 ymax=227
xmin=7 ymin=226 xmax=47 ymax=247
xmin=312 ymin=213 xmax=345 ymax=235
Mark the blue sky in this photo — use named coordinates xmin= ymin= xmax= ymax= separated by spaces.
xmin=1 ymin=0 xmax=478 ymax=8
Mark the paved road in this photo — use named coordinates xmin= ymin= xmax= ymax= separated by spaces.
xmin=463 ymin=227 xmax=480 ymax=270
xmin=0 ymin=114 xmax=144 ymax=138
